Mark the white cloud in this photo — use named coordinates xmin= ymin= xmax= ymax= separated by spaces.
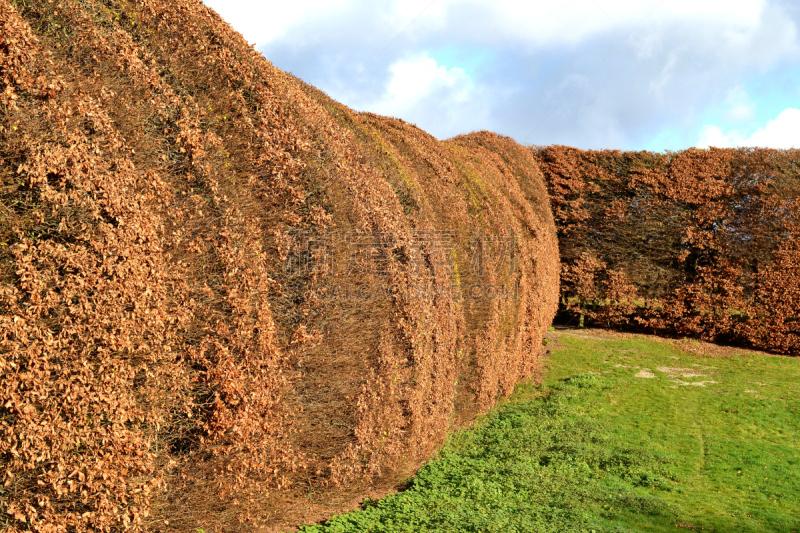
xmin=354 ymin=54 xmax=489 ymax=138
xmin=698 ymin=108 xmax=800 ymax=148
xmin=370 ymin=55 xmax=471 ymax=113
xmin=697 ymin=125 xmax=738 ymax=148
xmin=203 ymin=0 xmax=352 ymax=45
xmin=745 ymin=108 xmax=800 ymax=147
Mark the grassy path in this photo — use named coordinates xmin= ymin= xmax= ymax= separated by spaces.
xmin=297 ymin=330 xmax=800 ymax=532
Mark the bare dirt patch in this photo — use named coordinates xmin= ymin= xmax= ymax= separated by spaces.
xmin=655 ymin=367 xmax=706 ymax=379
xmin=670 ymin=380 xmax=718 ymax=387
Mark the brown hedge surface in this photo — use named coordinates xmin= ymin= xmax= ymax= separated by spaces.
xmin=0 ymin=0 xmax=559 ymax=531
xmin=535 ymin=145 xmax=800 ymax=355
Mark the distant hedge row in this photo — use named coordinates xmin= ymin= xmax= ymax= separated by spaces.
xmin=535 ymin=145 xmax=800 ymax=355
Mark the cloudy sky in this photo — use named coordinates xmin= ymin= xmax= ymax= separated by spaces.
xmin=203 ymin=0 xmax=800 ymax=151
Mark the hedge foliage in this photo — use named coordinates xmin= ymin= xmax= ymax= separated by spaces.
xmin=0 ymin=1 xmax=559 ymax=530
xmin=536 ymin=145 xmax=800 ymax=354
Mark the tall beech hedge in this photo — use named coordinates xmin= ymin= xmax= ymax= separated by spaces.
xmin=536 ymin=145 xmax=800 ymax=355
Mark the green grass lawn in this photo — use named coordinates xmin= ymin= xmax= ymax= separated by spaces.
xmin=298 ymin=330 xmax=800 ymax=532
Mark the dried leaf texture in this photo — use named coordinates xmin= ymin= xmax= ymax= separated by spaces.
xmin=0 ymin=1 xmax=559 ymax=531
xmin=536 ymin=145 xmax=800 ymax=355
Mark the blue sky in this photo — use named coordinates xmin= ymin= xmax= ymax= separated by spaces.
xmin=203 ymin=0 xmax=800 ymax=151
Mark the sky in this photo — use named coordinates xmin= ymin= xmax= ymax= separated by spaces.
xmin=202 ymin=0 xmax=800 ymax=151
